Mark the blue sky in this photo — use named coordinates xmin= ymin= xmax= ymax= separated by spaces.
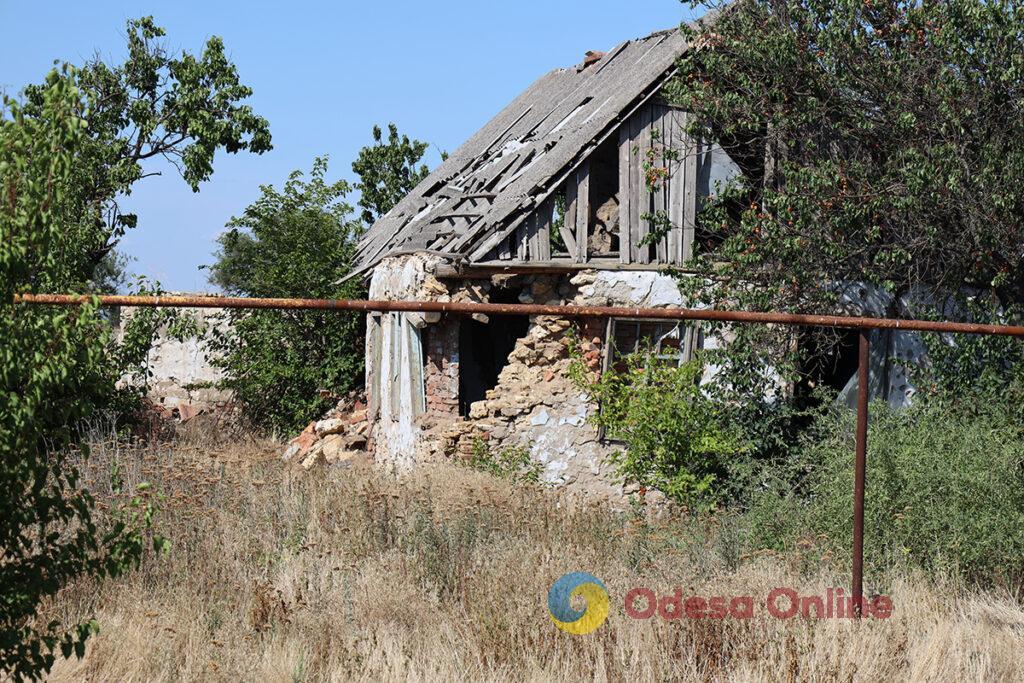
xmin=1 ymin=1 xmax=696 ymax=292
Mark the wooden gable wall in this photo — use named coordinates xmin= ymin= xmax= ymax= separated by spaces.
xmin=485 ymin=100 xmax=703 ymax=267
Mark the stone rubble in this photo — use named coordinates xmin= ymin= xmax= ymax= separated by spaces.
xmin=280 ymin=390 xmax=371 ymax=470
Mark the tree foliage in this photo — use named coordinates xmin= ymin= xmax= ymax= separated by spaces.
xmin=1 ymin=69 xmax=162 ymax=681
xmin=659 ymin=0 xmax=1024 ymax=450
xmin=211 ymin=124 xmax=433 ymax=433
xmin=21 ymin=16 xmax=271 ymax=289
xmin=208 ymin=158 xmax=366 ymax=432
xmin=351 ymin=123 xmax=429 ymax=225
xmin=675 ymin=0 xmax=1024 ymax=311
xmin=570 ymin=346 xmax=746 ymax=509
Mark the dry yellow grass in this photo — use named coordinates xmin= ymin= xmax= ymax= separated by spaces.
xmin=43 ymin=433 xmax=1024 ymax=682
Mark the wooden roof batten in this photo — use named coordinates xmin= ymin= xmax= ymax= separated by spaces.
xmin=352 ymin=19 xmax=719 ymax=279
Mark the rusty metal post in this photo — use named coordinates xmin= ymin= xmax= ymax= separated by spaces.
xmin=852 ymin=328 xmax=870 ymax=618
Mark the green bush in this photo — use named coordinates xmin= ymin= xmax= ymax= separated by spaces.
xmin=1 ymin=69 xmax=158 ymax=680
xmin=466 ymin=439 xmax=543 ymax=485
xmin=207 ymin=157 xmax=365 ymax=434
xmin=744 ymin=398 xmax=1024 ymax=586
xmin=572 ymin=347 xmax=747 ymax=509
xmin=209 ymin=125 xmax=431 ymax=434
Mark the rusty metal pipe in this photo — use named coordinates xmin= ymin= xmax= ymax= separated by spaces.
xmin=852 ymin=330 xmax=870 ymax=619
xmin=15 ymin=290 xmax=1024 ymax=621
xmin=14 ymin=293 xmax=1024 ymax=337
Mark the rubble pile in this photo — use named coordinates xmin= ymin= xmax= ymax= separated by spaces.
xmin=280 ymin=391 xmax=371 ymax=470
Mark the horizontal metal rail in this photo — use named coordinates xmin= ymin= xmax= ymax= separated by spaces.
xmin=15 ymin=290 xmax=1024 ymax=618
xmin=14 ymin=293 xmax=1024 ymax=337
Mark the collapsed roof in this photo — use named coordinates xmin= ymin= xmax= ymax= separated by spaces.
xmin=353 ymin=26 xmax=697 ymax=275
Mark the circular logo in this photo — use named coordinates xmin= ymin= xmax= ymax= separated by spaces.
xmin=548 ymin=572 xmax=609 ymax=635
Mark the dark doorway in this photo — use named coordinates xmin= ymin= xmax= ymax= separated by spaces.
xmin=458 ymin=289 xmax=529 ymax=416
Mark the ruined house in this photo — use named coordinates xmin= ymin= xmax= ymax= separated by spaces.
xmin=350 ymin=26 xmax=920 ymax=496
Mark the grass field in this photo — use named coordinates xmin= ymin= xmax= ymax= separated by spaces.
xmin=45 ymin=433 xmax=1024 ymax=682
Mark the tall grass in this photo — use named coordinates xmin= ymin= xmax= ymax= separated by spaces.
xmin=45 ymin=433 xmax=1024 ymax=682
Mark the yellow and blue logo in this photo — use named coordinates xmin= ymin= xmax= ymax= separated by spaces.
xmin=548 ymin=572 xmax=610 ymax=635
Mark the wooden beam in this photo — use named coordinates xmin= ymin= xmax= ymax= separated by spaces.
xmin=497 ymin=234 xmax=512 ymax=260
xmin=537 ymin=196 xmax=552 ymax=261
xmin=653 ymin=104 xmax=668 ymax=264
xmin=668 ymin=108 xmax=686 ymax=265
xmin=618 ymin=124 xmax=632 ymax=265
xmin=435 ymin=260 xmax=701 ymax=279
xmin=682 ymin=112 xmax=698 ymax=263
xmin=575 ymin=159 xmax=590 ymax=263
xmin=515 ymin=223 xmax=528 ymax=260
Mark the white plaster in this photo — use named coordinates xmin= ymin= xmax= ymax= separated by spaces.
xmin=530 ymin=409 xmax=550 ymax=426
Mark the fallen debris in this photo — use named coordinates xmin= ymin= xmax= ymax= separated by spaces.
xmin=281 ymin=390 xmax=371 ymax=469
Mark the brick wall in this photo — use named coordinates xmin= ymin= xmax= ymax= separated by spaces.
xmin=424 ymin=315 xmax=460 ymax=417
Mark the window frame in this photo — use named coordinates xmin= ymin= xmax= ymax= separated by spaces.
xmin=597 ymin=317 xmax=699 ymax=443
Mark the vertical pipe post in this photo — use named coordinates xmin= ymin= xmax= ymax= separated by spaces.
xmin=852 ymin=328 xmax=870 ymax=618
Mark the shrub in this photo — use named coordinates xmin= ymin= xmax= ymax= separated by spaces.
xmin=466 ymin=439 xmax=543 ymax=485
xmin=207 ymin=157 xmax=366 ymax=433
xmin=1 ymin=69 xmax=157 ymax=680
xmin=745 ymin=398 xmax=1024 ymax=586
xmin=572 ymin=347 xmax=747 ymax=509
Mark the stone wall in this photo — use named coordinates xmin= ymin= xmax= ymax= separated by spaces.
xmin=430 ymin=270 xmax=688 ymax=499
xmin=115 ymin=304 xmax=232 ymax=418
xmin=360 ymin=259 xmax=934 ymax=500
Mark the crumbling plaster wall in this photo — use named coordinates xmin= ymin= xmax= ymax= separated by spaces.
xmin=370 ymin=260 xmax=696 ymax=497
xmin=115 ymin=304 xmax=232 ymax=415
xmin=365 ymin=254 xmax=446 ymax=469
xmin=366 ymin=255 xmax=937 ymax=500
xmin=416 ymin=268 xmax=695 ymax=499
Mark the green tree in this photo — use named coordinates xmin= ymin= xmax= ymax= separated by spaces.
xmin=1 ymin=69 xmax=159 ymax=681
xmin=10 ymin=15 xmax=271 ymax=423
xmin=676 ymin=0 xmax=1024 ymax=311
xmin=662 ymin=0 xmax=1024 ymax=448
xmin=208 ymin=158 xmax=366 ymax=432
xmin=351 ymin=123 xmax=429 ymax=224
xmin=21 ymin=16 xmax=271 ymax=289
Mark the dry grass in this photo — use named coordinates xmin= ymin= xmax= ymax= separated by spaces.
xmin=43 ymin=432 xmax=1024 ymax=682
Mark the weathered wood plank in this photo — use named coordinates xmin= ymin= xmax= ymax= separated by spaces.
xmin=668 ymin=108 xmax=687 ymax=265
xmin=618 ymin=123 xmax=632 ymax=264
xmin=682 ymin=112 xmax=698 ymax=263
xmin=635 ymin=104 xmax=652 ymax=264
xmin=653 ymin=104 xmax=667 ymax=264
xmin=665 ymin=106 xmax=678 ymax=264
xmin=497 ymin=233 xmax=512 ymax=260
xmin=536 ymin=196 xmax=552 ymax=260
xmin=565 ymin=174 xmax=579 ymax=262
xmin=525 ymin=213 xmax=538 ymax=260
xmin=575 ymin=159 xmax=590 ymax=263
xmin=434 ymin=260 xmax=702 ymax=277
xmin=630 ymin=108 xmax=643 ymax=262
xmin=516 ymin=224 xmax=528 ymax=260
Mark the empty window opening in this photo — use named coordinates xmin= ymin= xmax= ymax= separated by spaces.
xmin=458 ymin=288 xmax=530 ymax=416
xmin=587 ymin=136 xmax=620 ymax=257
xmin=550 ymin=191 xmax=569 ymax=256
xmin=607 ymin=319 xmax=688 ymax=372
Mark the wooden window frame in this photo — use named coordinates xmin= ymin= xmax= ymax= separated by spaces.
xmin=597 ymin=317 xmax=699 ymax=443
